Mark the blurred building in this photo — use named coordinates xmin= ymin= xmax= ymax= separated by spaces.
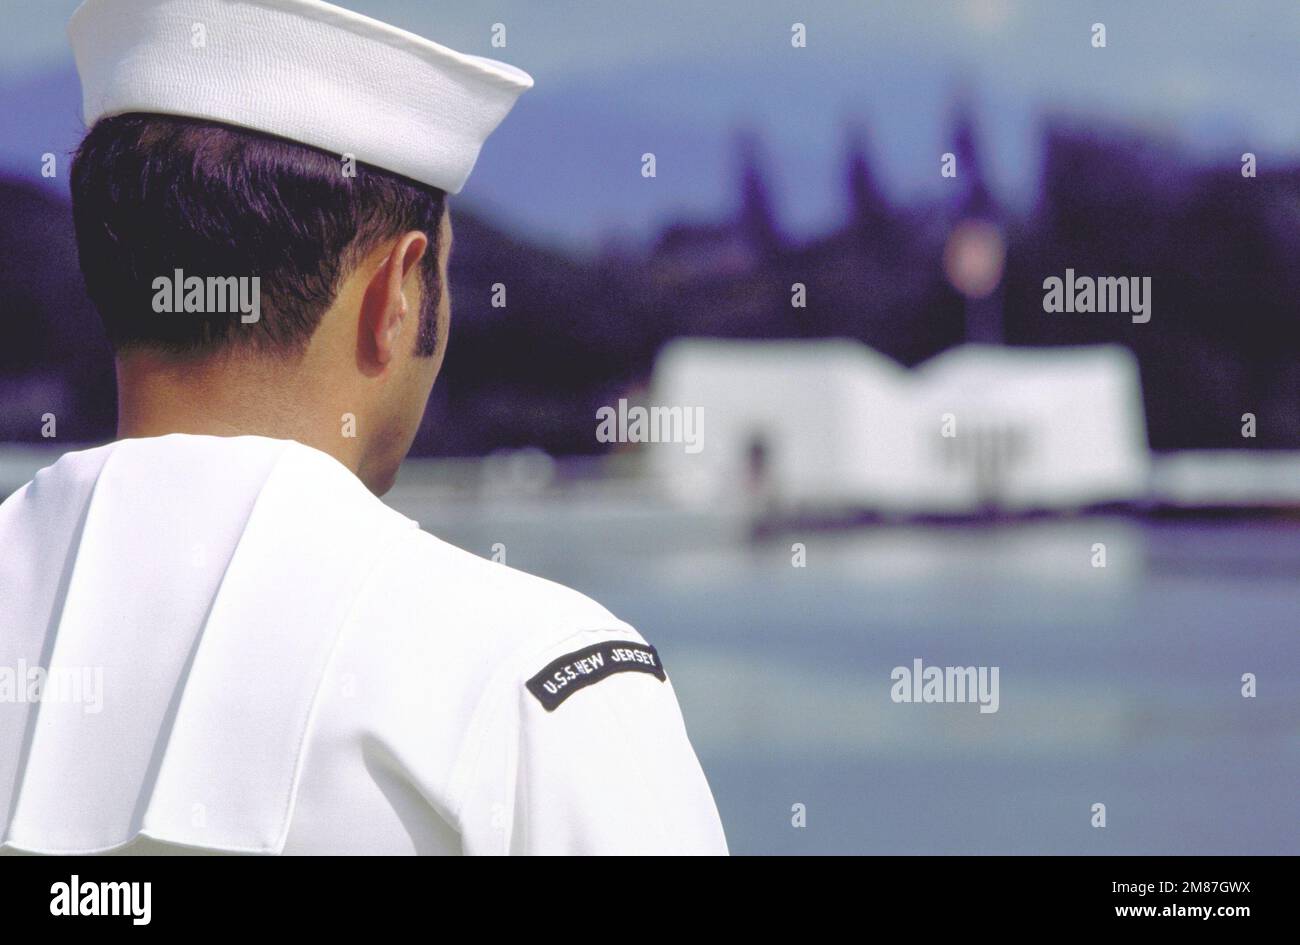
xmin=650 ymin=339 xmax=1150 ymax=516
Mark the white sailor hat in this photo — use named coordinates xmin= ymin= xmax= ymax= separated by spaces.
xmin=68 ymin=0 xmax=534 ymax=193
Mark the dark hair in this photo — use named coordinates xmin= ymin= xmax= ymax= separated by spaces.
xmin=70 ymin=113 xmax=446 ymax=357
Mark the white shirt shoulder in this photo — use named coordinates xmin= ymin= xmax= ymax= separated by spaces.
xmin=0 ymin=435 xmax=726 ymax=855
xmin=297 ymin=526 xmax=728 ymax=854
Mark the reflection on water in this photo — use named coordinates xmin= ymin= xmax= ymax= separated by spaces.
xmin=391 ymin=486 xmax=1300 ymax=854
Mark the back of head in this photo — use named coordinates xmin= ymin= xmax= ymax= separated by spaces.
xmin=62 ymin=0 xmax=532 ymax=493
xmin=71 ymin=113 xmax=447 ymax=359
xmin=71 ymin=114 xmax=456 ymax=493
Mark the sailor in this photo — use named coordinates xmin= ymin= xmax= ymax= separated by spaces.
xmin=0 ymin=0 xmax=726 ymax=855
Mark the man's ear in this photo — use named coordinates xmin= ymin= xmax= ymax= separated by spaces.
xmin=361 ymin=231 xmax=429 ymax=366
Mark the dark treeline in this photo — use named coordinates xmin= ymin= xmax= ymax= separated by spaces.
xmin=2 ymin=116 xmax=1297 ymax=455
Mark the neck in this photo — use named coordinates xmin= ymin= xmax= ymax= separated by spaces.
xmin=114 ymin=350 xmax=365 ymax=475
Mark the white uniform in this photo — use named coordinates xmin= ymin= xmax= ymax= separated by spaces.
xmin=0 ymin=434 xmax=727 ymax=855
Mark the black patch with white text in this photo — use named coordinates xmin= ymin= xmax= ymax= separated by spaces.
xmin=526 ymin=640 xmax=666 ymax=711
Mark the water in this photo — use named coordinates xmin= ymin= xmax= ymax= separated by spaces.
xmin=392 ymin=491 xmax=1300 ymax=854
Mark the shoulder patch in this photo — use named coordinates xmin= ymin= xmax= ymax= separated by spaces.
xmin=526 ymin=640 xmax=666 ymax=711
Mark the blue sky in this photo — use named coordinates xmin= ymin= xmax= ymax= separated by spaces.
xmin=3 ymin=0 xmax=1298 ymax=251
